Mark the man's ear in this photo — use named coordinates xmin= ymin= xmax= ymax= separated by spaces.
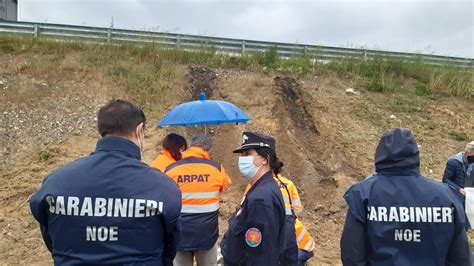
xmin=136 ymin=122 xmax=144 ymax=135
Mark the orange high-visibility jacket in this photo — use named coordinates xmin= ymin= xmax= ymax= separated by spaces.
xmin=243 ymin=174 xmax=303 ymax=216
xmin=165 ymin=147 xmax=231 ymax=213
xmin=150 ymin=149 xmax=176 ymax=172
xmin=295 ymin=218 xmax=316 ymax=252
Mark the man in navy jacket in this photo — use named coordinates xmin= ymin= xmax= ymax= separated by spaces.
xmin=443 ymin=141 xmax=474 ymax=195
xmin=341 ymin=128 xmax=470 ymax=266
xmin=30 ymin=99 xmax=182 ymax=265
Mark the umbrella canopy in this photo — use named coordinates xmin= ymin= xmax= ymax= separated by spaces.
xmin=158 ymin=92 xmax=251 ymax=127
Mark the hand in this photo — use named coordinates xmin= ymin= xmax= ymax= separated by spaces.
xmin=459 ymin=188 xmax=466 ymax=195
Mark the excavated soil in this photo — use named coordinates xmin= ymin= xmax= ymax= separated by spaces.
xmin=1 ymin=50 xmax=473 ymax=265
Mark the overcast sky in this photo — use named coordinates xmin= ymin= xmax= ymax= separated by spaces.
xmin=18 ymin=0 xmax=473 ymax=57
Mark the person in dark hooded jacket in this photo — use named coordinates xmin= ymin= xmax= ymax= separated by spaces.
xmin=340 ymin=128 xmax=470 ymax=266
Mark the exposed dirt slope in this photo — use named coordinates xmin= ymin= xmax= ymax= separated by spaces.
xmin=1 ymin=50 xmax=472 ymax=265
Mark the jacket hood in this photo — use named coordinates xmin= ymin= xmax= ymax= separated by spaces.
xmin=375 ymin=128 xmax=420 ymax=172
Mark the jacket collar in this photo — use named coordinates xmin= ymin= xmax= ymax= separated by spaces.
xmin=183 ymin=146 xmax=211 ymax=159
xmin=161 ymin=149 xmax=174 ymax=159
xmin=377 ymin=166 xmax=420 ymax=177
xmin=250 ymin=171 xmax=274 ymax=190
xmin=95 ymin=136 xmax=141 ymax=160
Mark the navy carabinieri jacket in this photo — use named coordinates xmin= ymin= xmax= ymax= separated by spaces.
xmin=341 ymin=129 xmax=470 ymax=266
xmin=30 ymin=136 xmax=182 ymax=265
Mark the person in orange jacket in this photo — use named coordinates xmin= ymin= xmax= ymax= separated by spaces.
xmin=165 ymin=134 xmax=231 ymax=266
xmin=150 ymin=133 xmax=188 ymax=172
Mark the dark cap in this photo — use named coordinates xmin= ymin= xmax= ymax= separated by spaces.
xmin=233 ymin=132 xmax=276 ymax=153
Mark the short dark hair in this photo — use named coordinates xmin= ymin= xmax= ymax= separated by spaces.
xmin=256 ymin=147 xmax=284 ymax=176
xmin=163 ymin=133 xmax=188 ymax=161
xmin=97 ymin=99 xmax=146 ymax=137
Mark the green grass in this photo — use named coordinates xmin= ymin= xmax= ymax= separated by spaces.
xmin=325 ymin=55 xmax=473 ymax=98
xmin=1 ymin=36 xmax=472 ymax=98
xmin=413 ymin=84 xmax=433 ymax=96
xmin=37 ymin=150 xmax=53 ymax=162
xmin=450 ymin=131 xmax=469 ymax=142
xmin=389 ymin=95 xmax=423 ymax=113
xmin=367 ymin=80 xmax=385 ymax=92
xmin=109 ymin=62 xmax=171 ymax=110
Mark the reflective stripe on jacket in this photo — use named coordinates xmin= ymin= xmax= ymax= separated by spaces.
xmin=164 ymin=147 xmax=231 ymax=250
xmin=165 ymin=148 xmax=231 ymax=213
xmin=295 ymin=218 xmax=316 ymax=252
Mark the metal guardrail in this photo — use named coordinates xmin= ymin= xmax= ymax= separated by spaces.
xmin=0 ymin=21 xmax=473 ymax=68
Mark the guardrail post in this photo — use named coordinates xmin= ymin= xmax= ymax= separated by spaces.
xmin=241 ymin=40 xmax=246 ymax=55
xmin=177 ymin=35 xmax=181 ymax=48
xmin=34 ymin=24 xmax=39 ymax=39
xmin=107 ymin=28 xmax=112 ymax=43
xmin=363 ymin=50 xmax=368 ymax=61
xmin=303 ymin=45 xmax=308 ymax=55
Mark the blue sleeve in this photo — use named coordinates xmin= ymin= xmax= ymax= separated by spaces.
xmin=443 ymin=160 xmax=461 ymax=190
xmin=29 ymin=175 xmax=53 ymax=253
xmin=445 ymin=228 xmax=470 ymax=266
xmin=340 ymin=210 xmax=368 ymax=266
xmin=244 ymin=201 xmax=281 ymax=266
xmin=162 ymin=180 xmax=182 ymax=266
xmin=30 ymin=178 xmax=50 ymax=226
xmin=40 ymin=225 xmax=53 ymax=253
xmin=343 ymin=184 xmax=367 ymax=223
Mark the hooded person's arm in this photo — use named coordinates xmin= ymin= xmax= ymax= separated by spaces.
xmin=40 ymin=225 xmax=53 ymax=252
xmin=341 ymin=184 xmax=369 ymax=266
xmin=445 ymin=228 xmax=470 ymax=266
xmin=340 ymin=210 xmax=368 ymax=266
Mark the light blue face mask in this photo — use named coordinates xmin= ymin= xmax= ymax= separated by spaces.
xmin=238 ymin=156 xmax=260 ymax=181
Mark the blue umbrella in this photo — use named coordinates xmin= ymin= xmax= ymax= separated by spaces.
xmin=158 ymin=92 xmax=251 ymax=127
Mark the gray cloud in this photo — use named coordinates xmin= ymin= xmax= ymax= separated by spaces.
xmin=18 ymin=0 xmax=473 ymax=57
